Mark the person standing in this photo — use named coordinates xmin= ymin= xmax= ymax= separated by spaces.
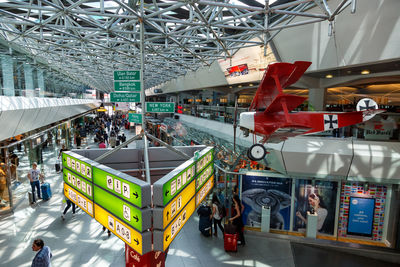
xmin=229 ymin=194 xmax=245 ymax=246
xmin=27 ymin=163 xmax=43 ymax=204
xmin=31 ymin=239 xmax=52 ymax=267
xmin=210 ymin=194 xmax=224 ymax=237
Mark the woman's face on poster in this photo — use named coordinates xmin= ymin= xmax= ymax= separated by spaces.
xmin=308 ymin=194 xmax=319 ymax=207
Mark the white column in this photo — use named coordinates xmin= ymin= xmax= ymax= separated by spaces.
xmin=37 ymin=69 xmax=45 ymax=97
xmin=308 ymin=88 xmax=326 ymax=111
xmin=24 ymin=63 xmax=34 ymax=97
xmin=1 ymin=55 xmax=15 ymax=96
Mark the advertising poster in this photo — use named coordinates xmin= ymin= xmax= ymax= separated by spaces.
xmin=241 ymin=175 xmax=292 ymax=230
xmin=294 ymin=180 xmax=337 ymax=235
xmin=347 ymin=197 xmax=375 ymax=236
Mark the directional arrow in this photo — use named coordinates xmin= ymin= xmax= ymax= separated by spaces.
xmin=165 ymin=190 xmax=169 ymax=197
xmin=166 ymin=211 xmax=169 ymax=220
xmin=134 ymin=238 xmax=139 ymax=245
xmin=132 ymin=192 xmax=138 ymax=199
xmin=165 ymin=235 xmax=169 ymax=242
xmin=133 ymin=215 xmax=139 ymax=222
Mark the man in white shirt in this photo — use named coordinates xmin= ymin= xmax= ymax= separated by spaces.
xmin=27 ymin=162 xmax=43 ymax=204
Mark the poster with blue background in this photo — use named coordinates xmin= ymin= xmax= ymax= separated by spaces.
xmin=347 ymin=197 xmax=375 ymax=236
xmin=241 ymin=174 xmax=292 ymax=230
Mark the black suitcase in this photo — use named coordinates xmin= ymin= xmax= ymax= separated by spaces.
xmin=55 ymin=163 xmax=61 ymax=172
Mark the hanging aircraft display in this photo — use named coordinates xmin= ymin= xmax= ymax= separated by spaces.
xmin=239 ymin=61 xmax=384 ymax=161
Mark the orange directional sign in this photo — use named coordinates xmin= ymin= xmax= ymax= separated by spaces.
xmin=195 ymin=175 xmax=214 ymax=208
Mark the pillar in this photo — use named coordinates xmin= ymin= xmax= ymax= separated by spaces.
xmin=24 ymin=63 xmax=34 ymax=97
xmin=308 ymin=88 xmax=326 ymax=111
xmin=37 ymin=69 xmax=45 ymax=97
xmin=1 ymin=55 xmax=15 ymax=96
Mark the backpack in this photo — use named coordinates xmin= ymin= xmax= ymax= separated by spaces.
xmin=216 ymin=202 xmax=226 ymax=218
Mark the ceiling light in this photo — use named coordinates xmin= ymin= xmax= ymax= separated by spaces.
xmin=238 ymin=85 xmax=242 ymax=88
xmin=325 ymin=74 xmax=333 ymax=79
xmin=361 ymin=70 xmax=370 ymax=75
xmin=249 ymin=83 xmax=253 ymax=86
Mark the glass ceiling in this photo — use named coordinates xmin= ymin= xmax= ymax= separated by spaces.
xmin=0 ymin=0 xmax=354 ymax=93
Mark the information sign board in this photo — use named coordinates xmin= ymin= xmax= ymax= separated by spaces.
xmin=114 ymin=70 xmax=140 ymax=81
xmin=62 ymin=151 xmax=93 ymax=181
xmin=146 ymin=102 xmax=175 ymax=113
xmin=92 ymin=166 xmax=150 ymax=208
xmin=64 ymin=183 xmax=94 ymax=217
xmin=63 ymin=169 xmax=93 ymax=200
xmin=196 ymin=147 xmax=214 ymax=174
xmin=347 ymin=197 xmax=375 ymax=236
xmin=110 ymin=92 xmax=140 ymax=102
xmin=128 ymin=113 xmax=142 ymax=124
xmin=114 ymin=81 xmax=141 ymax=92
xmin=93 ymin=186 xmax=151 ymax=232
xmin=153 ymin=179 xmax=196 ymax=229
xmin=153 ymin=159 xmax=196 ymax=206
xmin=195 ymin=163 xmax=213 ymax=192
xmin=94 ymin=204 xmax=152 ymax=255
xmin=195 ymin=175 xmax=214 ymax=207
xmin=154 ymin=196 xmax=196 ymax=251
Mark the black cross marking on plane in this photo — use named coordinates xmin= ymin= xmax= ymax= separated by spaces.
xmin=359 ymin=99 xmax=377 ymax=110
xmin=324 ymin=115 xmax=338 ymax=129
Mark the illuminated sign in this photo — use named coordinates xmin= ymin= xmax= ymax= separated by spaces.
xmin=94 ymin=204 xmax=152 ymax=255
xmin=154 ymin=196 xmax=196 ymax=251
xmin=93 ymin=186 xmax=151 ymax=232
xmin=64 ymin=183 xmax=94 ymax=217
xmin=62 ymin=152 xmax=93 ymax=181
xmin=195 ymin=175 xmax=214 ymax=207
xmin=196 ymin=147 xmax=214 ymax=174
xmin=153 ymin=160 xmax=196 ymax=206
xmin=195 ymin=163 xmax=213 ymax=192
xmin=63 ymin=169 xmax=93 ymax=200
xmin=92 ymin=166 xmax=150 ymax=208
xmin=153 ymin=179 xmax=196 ymax=230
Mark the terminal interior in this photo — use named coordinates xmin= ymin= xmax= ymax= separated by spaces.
xmin=0 ymin=0 xmax=400 ymax=266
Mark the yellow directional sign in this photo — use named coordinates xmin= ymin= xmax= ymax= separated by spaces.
xmin=195 ymin=175 xmax=214 ymax=208
xmin=64 ymin=183 xmax=94 ymax=217
xmin=161 ymin=196 xmax=196 ymax=251
xmin=161 ymin=179 xmax=195 ymax=229
xmin=94 ymin=204 xmax=150 ymax=255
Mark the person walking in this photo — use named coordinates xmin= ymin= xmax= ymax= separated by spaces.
xmin=211 ymin=193 xmax=224 ymax=237
xmin=31 ymin=239 xmax=52 ymax=267
xmin=229 ymin=194 xmax=245 ymax=246
xmin=27 ymin=163 xmax=43 ymax=204
xmin=61 ymin=198 xmax=76 ymax=220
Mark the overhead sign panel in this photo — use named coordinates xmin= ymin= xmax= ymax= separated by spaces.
xmin=153 ymin=196 xmax=196 ymax=251
xmin=153 ymin=159 xmax=196 ymax=206
xmin=64 ymin=183 xmax=94 ymax=217
xmin=63 ymin=169 xmax=93 ymax=200
xmin=146 ymin=102 xmax=175 ymax=113
xmin=95 ymin=204 xmax=152 ymax=255
xmin=195 ymin=163 xmax=214 ymax=192
xmin=196 ymin=147 xmax=214 ymax=174
xmin=92 ymin=165 xmax=151 ymax=208
xmin=114 ymin=81 xmax=141 ymax=92
xmin=62 ymin=151 xmax=93 ymax=181
xmin=110 ymin=92 xmax=140 ymax=102
xmin=153 ymin=179 xmax=196 ymax=230
xmin=195 ymin=175 xmax=214 ymax=207
xmin=114 ymin=70 xmax=140 ymax=81
xmin=93 ymin=186 xmax=151 ymax=232
xmin=128 ymin=113 xmax=143 ymax=124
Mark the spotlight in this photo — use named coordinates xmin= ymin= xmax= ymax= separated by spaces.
xmin=325 ymin=74 xmax=333 ymax=79
xmin=361 ymin=70 xmax=370 ymax=75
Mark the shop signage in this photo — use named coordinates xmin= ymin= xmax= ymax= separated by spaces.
xmin=195 ymin=175 xmax=214 ymax=207
xmin=114 ymin=70 xmax=140 ymax=81
xmin=114 ymin=81 xmax=141 ymax=91
xmin=94 ymin=204 xmax=152 ymax=255
xmin=146 ymin=102 xmax=175 ymax=113
xmin=153 ymin=196 xmax=196 ymax=251
xmin=110 ymin=92 xmax=140 ymax=102
xmin=153 ymin=179 xmax=196 ymax=229
xmin=93 ymin=186 xmax=151 ymax=232
xmin=153 ymin=159 xmax=196 ymax=206
xmin=128 ymin=113 xmax=143 ymax=124
xmin=64 ymin=183 xmax=94 ymax=217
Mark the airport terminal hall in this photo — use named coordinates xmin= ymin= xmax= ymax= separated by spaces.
xmin=1 ymin=0 xmax=400 ymax=266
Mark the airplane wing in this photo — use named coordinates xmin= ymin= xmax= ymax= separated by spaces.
xmin=249 ymin=61 xmax=312 ymax=112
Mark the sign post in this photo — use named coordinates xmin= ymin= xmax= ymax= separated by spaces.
xmin=146 ymin=102 xmax=175 ymax=113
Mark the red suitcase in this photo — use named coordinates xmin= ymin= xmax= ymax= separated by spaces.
xmin=224 ymin=233 xmax=238 ymax=252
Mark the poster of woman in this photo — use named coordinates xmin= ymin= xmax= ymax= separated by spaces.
xmin=294 ymin=179 xmax=338 ymax=235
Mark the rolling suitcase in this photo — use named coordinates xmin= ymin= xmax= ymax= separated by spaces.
xmin=28 ymin=191 xmax=34 ymax=204
xmin=41 ymin=183 xmax=52 ymax=201
xmin=224 ymin=233 xmax=238 ymax=252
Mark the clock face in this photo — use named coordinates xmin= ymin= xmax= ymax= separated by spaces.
xmin=249 ymin=144 xmax=266 ymax=161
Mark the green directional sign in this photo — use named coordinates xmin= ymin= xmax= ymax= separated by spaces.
xmin=111 ymin=92 xmax=140 ymax=102
xmin=128 ymin=113 xmax=143 ymax=124
xmin=94 ymin=186 xmax=147 ymax=232
xmin=114 ymin=70 xmax=140 ymax=81
xmin=63 ymin=169 xmax=93 ymax=200
xmin=114 ymin=81 xmax=141 ymax=91
xmin=62 ymin=152 xmax=93 ymax=181
xmin=92 ymin=166 xmax=148 ymax=208
xmin=146 ymin=102 xmax=175 ymax=113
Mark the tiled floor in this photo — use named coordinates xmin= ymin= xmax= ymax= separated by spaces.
xmin=0 ymin=129 xmax=398 ymax=267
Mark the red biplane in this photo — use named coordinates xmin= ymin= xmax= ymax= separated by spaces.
xmin=239 ymin=61 xmax=384 ymax=161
